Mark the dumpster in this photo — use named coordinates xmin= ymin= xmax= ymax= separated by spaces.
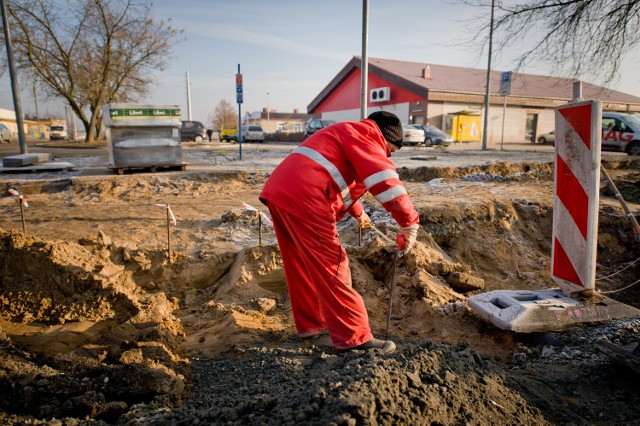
xmin=102 ymin=104 xmax=185 ymax=174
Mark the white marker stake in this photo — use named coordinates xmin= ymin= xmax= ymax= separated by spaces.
xmin=8 ymin=188 xmax=28 ymax=234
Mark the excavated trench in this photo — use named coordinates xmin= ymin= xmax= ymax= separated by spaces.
xmin=0 ymin=160 xmax=638 ymax=424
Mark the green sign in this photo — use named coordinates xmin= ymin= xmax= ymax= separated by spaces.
xmin=109 ymin=108 xmax=181 ymax=119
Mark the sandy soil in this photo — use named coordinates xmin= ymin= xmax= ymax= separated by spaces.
xmin=0 ymin=144 xmax=638 ymax=425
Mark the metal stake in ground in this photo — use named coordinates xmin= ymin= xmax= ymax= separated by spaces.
xmin=242 ymin=203 xmax=273 ymax=246
xmin=258 ymin=211 xmax=262 ymax=246
xmin=386 ymin=252 xmax=399 ymax=340
xmin=8 ymin=188 xmax=28 ymax=234
xmin=153 ymin=203 xmax=177 ymax=263
xmin=386 ymin=233 xmax=406 ymax=340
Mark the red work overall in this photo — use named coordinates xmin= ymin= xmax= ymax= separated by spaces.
xmin=260 ymin=119 xmax=419 ymax=349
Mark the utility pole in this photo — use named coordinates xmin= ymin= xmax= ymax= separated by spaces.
xmin=481 ymin=0 xmax=495 ymax=151
xmin=186 ymin=71 xmax=192 ymax=121
xmin=267 ymin=92 xmax=270 ymax=132
xmin=360 ymin=0 xmax=369 ymax=120
xmin=33 ymin=81 xmax=42 ymax=138
xmin=1 ymin=0 xmax=27 ymax=153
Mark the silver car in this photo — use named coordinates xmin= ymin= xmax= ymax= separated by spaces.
xmin=537 ymin=130 xmax=555 ymax=145
xmin=402 ymin=124 xmax=425 ymax=146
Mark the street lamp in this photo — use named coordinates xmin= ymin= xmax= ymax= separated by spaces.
xmin=266 ymin=92 xmax=270 ymax=133
xmin=481 ymin=0 xmax=495 ymax=151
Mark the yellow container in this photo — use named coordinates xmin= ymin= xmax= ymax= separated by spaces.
xmin=445 ymin=112 xmax=481 ymax=142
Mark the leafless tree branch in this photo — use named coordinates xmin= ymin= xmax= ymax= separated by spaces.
xmin=2 ymin=0 xmax=183 ymax=141
xmin=455 ymin=0 xmax=640 ymax=86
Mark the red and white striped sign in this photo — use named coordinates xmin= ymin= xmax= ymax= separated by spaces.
xmin=551 ymin=100 xmax=601 ymax=295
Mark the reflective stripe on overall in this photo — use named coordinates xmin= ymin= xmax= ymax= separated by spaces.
xmin=293 ymin=146 xmax=408 ymax=208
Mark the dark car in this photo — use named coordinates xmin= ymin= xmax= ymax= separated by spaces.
xmin=413 ymin=125 xmax=453 ymax=147
xmin=180 ymin=120 xmax=207 ymax=142
xmin=304 ymin=119 xmax=335 ymax=139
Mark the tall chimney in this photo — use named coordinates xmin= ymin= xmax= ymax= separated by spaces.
xmin=422 ymin=66 xmax=431 ymax=79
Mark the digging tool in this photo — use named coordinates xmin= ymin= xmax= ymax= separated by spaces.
xmin=386 ymin=234 xmax=406 ymax=340
xmin=600 ymin=165 xmax=640 ymax=241
xmin=368 ymin=223 xmax=396 ymax=245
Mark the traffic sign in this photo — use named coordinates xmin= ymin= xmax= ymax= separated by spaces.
xmin=236 ymin=73 xmax=243 ymax=104
xmin=499 ymin=71 xmax=512 ymax=96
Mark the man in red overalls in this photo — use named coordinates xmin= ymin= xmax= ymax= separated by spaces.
xmin=260 ymin=111 xmax=419 ymax=354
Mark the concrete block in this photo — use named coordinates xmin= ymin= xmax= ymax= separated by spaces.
xmin=2 ymin=153 xmax=52 ymax=167
xmin=467 ymin=288 xmax=640 ymax=333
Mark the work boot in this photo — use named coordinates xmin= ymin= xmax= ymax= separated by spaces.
xmin=352 ymin=338 xmax=396 ymax=354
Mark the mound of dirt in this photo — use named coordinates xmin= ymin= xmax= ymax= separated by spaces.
xmin=0 ymin=159 xmax=638 ymax=424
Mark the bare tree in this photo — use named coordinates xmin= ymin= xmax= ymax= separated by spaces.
xmin=458 ymin=0 xmax=640 ymax=85
xmin=3 ymin=0 xmax=182 ymax=142
xmin=208 ymin=100 xmax=238 ymax=130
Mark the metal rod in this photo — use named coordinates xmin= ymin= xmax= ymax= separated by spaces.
xmin=385 ymin=252 xmax=399 ymax=340
xmin=358 ymin=226 xmax=362 ymax=246
xmin=258 ymin=211 xmax=262 ymax=247
xmin=601 ymin=165 xmax=640 ymax=240
xmin=166 ymin=207 xmax=171 ymax=263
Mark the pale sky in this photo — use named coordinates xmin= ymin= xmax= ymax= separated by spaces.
xmin=2 ymin=0 xmax=640 ymax=123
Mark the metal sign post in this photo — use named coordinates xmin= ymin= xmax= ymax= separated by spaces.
xmin=236 ymin=66 xmax=243 ymax=161
xmin=499 ymin=71 xmax=512 ymax=151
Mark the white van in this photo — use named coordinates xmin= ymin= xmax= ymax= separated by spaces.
xmin=49 ymin=124 xmax=68 ymax=141
xmin=240 ymin=125 xmax=264 ymax=143
xmin=601 ymin=112 xmax=640 ymax=156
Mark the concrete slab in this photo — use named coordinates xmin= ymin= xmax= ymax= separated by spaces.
xmin=467 ymin=288 xmax=640 ymax=333
xmin=0 ymin=162 xmax=75 ymax=173
xmin=2 ymin=153 xmax=52 ymax=167
xmin=410 ymin=155 xmax=438 ymax=161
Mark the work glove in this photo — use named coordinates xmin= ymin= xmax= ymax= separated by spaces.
xmin=400 ymin=223 xmax=419 ymax=253
xmin=356 ymin=211 xmax=372 ymax=229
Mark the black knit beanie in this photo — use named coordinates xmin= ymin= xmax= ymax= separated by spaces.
xmin=367 ymin=111 xmax=403 ymax=147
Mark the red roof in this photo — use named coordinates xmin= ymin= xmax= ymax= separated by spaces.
xmin=308 ymin=56 xmax=640 ymax=113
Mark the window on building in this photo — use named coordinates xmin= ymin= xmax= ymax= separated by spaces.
xmin=293 ymin=123 xmax=302 ymax=132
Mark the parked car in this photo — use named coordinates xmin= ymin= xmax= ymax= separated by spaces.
xmin=220 ymin=123 xmax=238 ymax=143
xmin=240 ymin=125 xmax=265 ymax=143
xmin=304 ymin=119 xmax=336 ymax=139
xmin=402 ymin=124 xmax=425 ymax=146
xmin=49 ymin=125 xmax=68 ymax=141
xmin=413 ymin=124 xmax=453 ymax=147
xmin=180 ymin=120 xmax=207 ymax=142
xmin=602 ymin=112 xmax=640 ymax=156
xmin=0 ymin=123 xmax=11 ymax=143
xmin=537 ymin=131 xmax=555 ymax=145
